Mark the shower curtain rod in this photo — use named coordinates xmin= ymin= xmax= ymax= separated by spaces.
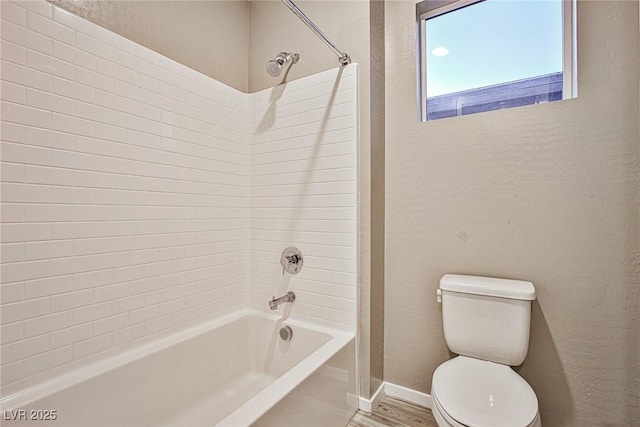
xmin=281 ymin=0 xmax=352 ymax=66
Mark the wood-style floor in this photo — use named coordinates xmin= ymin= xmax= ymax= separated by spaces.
xmin=347 ymin=396 xmax=437 ymax=427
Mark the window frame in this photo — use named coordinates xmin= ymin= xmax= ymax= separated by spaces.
xmin=416 ymin=0 xmax=577 ymax=122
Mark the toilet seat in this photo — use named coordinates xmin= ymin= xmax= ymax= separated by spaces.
xmin=431 ymin=356 xmax=539 ymax=427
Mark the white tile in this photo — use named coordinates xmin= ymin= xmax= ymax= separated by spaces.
xmin=0 ymin=202 xmax=25 ymax=223
xmin=93 ymin=283 xmax=127 ymax=303
xmin=24 ymin=204 xmax=73 ymax=223
xmin=52 ymin=41 xmax=96 ymax=69
xmin=0 ymin=5 xmax=357 ymax=384
xmin=94 ymin=26 xmax=133 ymax=53
xmin=24 ymin=345 xmax=73 ymax=375
xmin=52 ymin=5 xmax=96 ymax=37
xmin=48 ymin=255 xmax=93 ymax=277
xmin=112 ymin=323 xmax=145 ymax=346
xmin=1 ymin=142 xmax=51 ymax=166
xmin=24 ymin=275 xmax=73 ymax=298
xmin=93 ymin=314 xmax=129 ymax=335
xmin=0 ymin=322 xmax=24 ymax=344
xmin=51 ymin=113 xmax=95 ymax=136
xmin=1 ymin=1 xmax=27 ymax=26
xmin=52 ymin=77 xmax=95 ymax=103
xmin=72 ymin=301 xmax=111 ymax=324
xmin=72 ymin=333 xmax=111 ymax=359
xmin=1 ymin=100 xmax=52 ymax=128
xmin=25 ymin=165 xmax=75 ymax=186
xmin=0 ymin=19 xmax=52 ymax=54
xmin=1 ymin=242 xmax=25 ymax=263
xmin=0 ymin=162 xmax=25 ymax=182
xmin=2 ymin=221 xmax=50 ymax=242
xmin=0 ymin=282 xmax=24 ymax=304
xmin=74 ymin=67 xmax=115 ymax=92
xmin=72 ymin=205 xmax=114 ymax=222
xmin=1 ymin=259 xmax=49 ymax=283
xmin=13 ymin=1 xmax=53 ymax=19
xmin=25 ymin=126 xmax=75 ymax=150
xmin=1 ymin=182 xmax=51 ymax=204
xmin=112 ymin=295 xmax=145 ymax=314
xmin=75 ymin=33 xmax=114 ymax=61
xmin=0 ymin=121 xmax=26 ymax=143
xmin=50 ymin=289 xmax=92 ymax=313
xmin=0 ymin=334 xmax=49 ymax=364
xmin=24 ymin=311 xmax=73 ymax=337
xmin=72 ymin=270 xmax=114 ymax=290
xmin=50 ymin=323 xmax=92 ymax=348
xmin=50 ymin=222 xmax=93 ymax=240
xmin=72 ymin=236 xmax=114 ymax=256
xmin=1 ymin=60 xmax=52 ymax=92
xmin=26 ymin=88 xmax=75 ymax=115
xmin=0 ymin=361 xmax=24 ymax=385
xmin=1 ymin=80 xmax=26 ymax=104
xmin=26 ymin=50 xmax=74 ymax=79
xmin=0 ymin=204 xmax=26 ymax=225
xmin=27 ymin=9 xmax=75 ymax=45
xmin=73 ymin=100 xmax=111 ymax=123
xmin=144 ymin=315 xmax=172 ymax=334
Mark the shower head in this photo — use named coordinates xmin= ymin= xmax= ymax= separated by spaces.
xmin=266 ymin=52 xmax=300 ymax=77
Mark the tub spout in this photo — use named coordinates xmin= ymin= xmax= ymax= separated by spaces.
xmin=269 ymin=291 xmax=296 ymax=310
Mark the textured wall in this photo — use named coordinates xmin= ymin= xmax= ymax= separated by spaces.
xmin=368 ymin=0 xmax=385 ymax=396
xmin=384 ymin=0 xmax=639 ymax=425
xmin=249 ymin=65 xmax=358 ymax=330
xmin=248 ymin=1 xmax=368 ymax=93
xmin=47 ymin=0 xmax=250 ymax=92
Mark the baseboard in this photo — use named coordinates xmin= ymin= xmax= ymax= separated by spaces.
xmin=357 ymin=382 xmax=384 ymax=413
xmin=358 ymin=382 xmax=431 ymax=412
xmin=384 ymin=382 xmax=432 ymax=409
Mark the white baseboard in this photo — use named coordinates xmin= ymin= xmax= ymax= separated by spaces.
xmin=384 ymin=382 xmax=432 ymax=409
xmin=358 ymin=382 xmax=384 ymax=413
xmin=358 ymin=381 xmax=431 ymax=412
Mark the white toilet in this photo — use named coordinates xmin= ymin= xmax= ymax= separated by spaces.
xmin=431 ymin=274 xmax=542 ymax=427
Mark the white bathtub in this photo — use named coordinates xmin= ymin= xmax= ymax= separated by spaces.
xmin=0 ymin=310 xmax=357 ymax=426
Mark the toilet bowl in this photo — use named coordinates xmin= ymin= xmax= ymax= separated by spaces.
xmin=431 ymin=356 xmax=541 ymax=427
xmin=432 ymin=275 xmax=541 ymax=427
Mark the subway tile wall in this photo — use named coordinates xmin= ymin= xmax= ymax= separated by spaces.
xmin=249 ymin=67 xmax=358 ymax=330
xmin=0 ymin=1 xmax=357 ymax=394
xmin=0 ymin=0 xmax=253 ymax=394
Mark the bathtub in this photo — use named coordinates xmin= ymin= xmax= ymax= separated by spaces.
xmin=0 ymin=310 xmax=357 ymax=426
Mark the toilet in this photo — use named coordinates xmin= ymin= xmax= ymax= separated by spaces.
xmin=431 ymin=274 xmax=542 ymax=427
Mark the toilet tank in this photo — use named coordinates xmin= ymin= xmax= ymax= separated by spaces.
xmin=439 ymin=274 xmax=536 ymax=366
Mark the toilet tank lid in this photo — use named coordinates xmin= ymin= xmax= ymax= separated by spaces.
xmin=440 ymin=274 xmax=536 ymax=300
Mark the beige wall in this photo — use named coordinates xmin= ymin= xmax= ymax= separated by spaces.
xmin=384 ymin=0 xmax=639 ymax=425
xmin=248 ymin=1 xmax=368 ymax=92
xmin=48 ymin=0 xmax=250 ymax=91
xmin=368 ymin=0 xmax=385 ymax=397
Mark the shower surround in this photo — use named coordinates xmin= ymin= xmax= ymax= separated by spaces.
xmin=0 ymin=0 xmax=357 ymax=407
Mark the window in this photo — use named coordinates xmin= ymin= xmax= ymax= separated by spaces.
xmin=417 ymin=0 xmax=576 ymax=121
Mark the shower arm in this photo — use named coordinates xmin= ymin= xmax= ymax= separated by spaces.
xmin=281 ymin=0 xmax=351 ymax=67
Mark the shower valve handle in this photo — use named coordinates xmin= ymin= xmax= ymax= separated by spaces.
xmin=282 ymin=254 xmax=299 ymax=275
xmin=280 ymin=247 xmax=303 ymax=275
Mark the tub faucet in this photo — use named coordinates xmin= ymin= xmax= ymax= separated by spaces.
xmin=269 ymin=291 xmax=296 ymax=310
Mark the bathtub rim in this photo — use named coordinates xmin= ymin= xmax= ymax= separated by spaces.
xmin=216 ymin=328 xmax=354 ymax=427
xmin=0 ymin=308 xmax=354 ymax=416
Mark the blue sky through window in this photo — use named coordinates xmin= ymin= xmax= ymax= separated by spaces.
xmin=426 ymin=0 xmax=563 ymax=97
